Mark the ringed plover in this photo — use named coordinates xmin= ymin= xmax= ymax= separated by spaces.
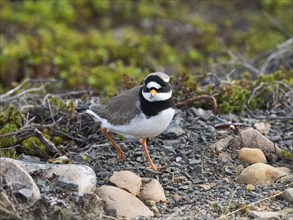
xmin=78 ymin=72 xmax=175 ymax=172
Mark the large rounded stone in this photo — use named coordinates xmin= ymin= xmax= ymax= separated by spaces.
xmin=96 ymin=185 xmax=153 ymax=219
xmin=236 ymin=163 xmax=289 ymax=186
xmin=0 ymin=158 xmax=41 ymax=203
xmin=238 ymin=148 xmax=267 ymax=164
xmin=231 ymin=128 xmax=280 ymax=158
xmin=109 ymin=171 xmax=142 ymax=196
xmin=140 ymin=179 xmax=166 ymax=203
xmin=13 ymin=159 xmax=96 ymax=193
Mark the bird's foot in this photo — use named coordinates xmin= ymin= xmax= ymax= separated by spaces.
xmin=117 ymin=151 xmax=126 ymax=161
xmin=146 ymin=164 xmax=167 ymax=174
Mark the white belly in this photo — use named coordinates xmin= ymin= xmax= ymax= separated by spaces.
xmin=104 ymin=108 xmax=175 ymax=138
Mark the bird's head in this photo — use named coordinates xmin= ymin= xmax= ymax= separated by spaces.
xmin=142 ymin=72 xmax=172 ymax=102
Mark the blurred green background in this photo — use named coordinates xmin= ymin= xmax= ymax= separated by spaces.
xmin=1 ymin=0 xmax=292 ymax=96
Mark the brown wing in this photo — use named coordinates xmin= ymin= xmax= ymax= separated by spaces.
xmin=89 ymin=86 xmax=142 ymax=126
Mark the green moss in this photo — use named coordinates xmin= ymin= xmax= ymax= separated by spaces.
xmin=21 ymin=136 xmax=47 ymax=156
xmin=0 ymin=148 xmax=18 ymax=159
xmin=52 ymin=136 xmax=63 ymax=145
xmin=279 ymin=149 xmax=293 ymax=159
xmin=218 ymin=84 xmax=249 ymax=114
xmin=247 ymin=69 xmax=293 ymax=110
xmin=0 ymin=123 xmax=18 ymax=147
xmin=0 ymin=107 xmax=22 ymax=157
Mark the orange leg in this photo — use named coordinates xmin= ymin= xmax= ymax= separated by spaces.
xmin=140 ymin=138 xmax=161 ymax=172
xmin=102 ymin=128 xmax=125 ymax=161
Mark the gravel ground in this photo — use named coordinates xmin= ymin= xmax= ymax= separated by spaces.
xmin=69 ymin=107 xmax=293 ymax=219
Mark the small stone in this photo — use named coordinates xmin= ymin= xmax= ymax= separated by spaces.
xmin=208 ymin=136 xmax=233 ymax=152
xmin=218 ymin=152 xmax=232 ymax=163
xmin=57 ymin=180 xmax=79 ymax=191
xmin=163 ymin=123 xmax=185 ymax=138
xmin=136 ymin=157 xmax=142 ymax=162
xmin=171 ymin=193 xmax=182 ymax=201
xmin=219 ymin=113 xmax=238 ymax=121
xmin=254 ymin=121 xmax=271 ymax=135
xmin=144 ymin=200 xmax=156 ymax=207
xmin=18 ymin=188 xmax=33 ymax=199
xmin=188 ymin=159 xmax=201 ymax=165
xmin=236 ymin=163 xmax=289 ymax=186
xmin=238 ymin=148 xmax=267 ymax=164
xmin=282 ymin=188 xmax=293 ymax=203
xmin=270 ymin=135 xmax=281 ymax=142
xmin=40 ymin=186 xmax=50 ymax=193
xmin=188 ymin=131 xmax=199 ymax=142
xmin=96 ymin=185 xmax=153 ymax=219
xmin=222 ymin=178 xmax=230 ymax=183
xmin=151 ymin=206 xmax=159 ymax=214
xmin=140 ymin=179 xmax=166 ymax=203
xmin=176 ymin=157 xmax=182 ymax=163
xmin=72 ymin=192 xmax=84 ymax=197
xmin=235 ymin=164 xmax=245 ymax=173
xmin=36 ymin=177 xmax=46 ymax=187
xmin=192 ymin=108 xmax=213 ymax=120
xmin=249 ymin=210 xmax=284 ymax=219
xmin=217 ymin=215 xmax=229 ymax=220
xmin=109 ymin=171 xmax=142 ymax=196
xmin=192 ymin=165 xmax=202 ymax=174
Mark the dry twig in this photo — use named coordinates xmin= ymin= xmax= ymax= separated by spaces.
xmin=216 ymin=191 xmax=284 ymax=219
xmin=176 ymin=95 xmax=218 ymax=115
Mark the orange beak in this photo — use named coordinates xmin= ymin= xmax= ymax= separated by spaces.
xmin=149 ymin=89 xmax=157 ymax=98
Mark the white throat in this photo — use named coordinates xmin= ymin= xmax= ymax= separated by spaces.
xmin=142 ymin=90 xmax=172 ymax=102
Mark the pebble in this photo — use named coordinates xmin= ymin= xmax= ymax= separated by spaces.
xmin=18 ymin=188 xmax=33 ymax=199
xmin=188 ymin=159 xmax=201 ymax=165
xmin=57 ymin=180 xmax=79 ymax=191
xmin=176 ymin=157 xmax=182 ymax=162
xmin=140 ymin=179 xmax=166 ymax=202
xmin=282 ymin=188 xmax=293 ymax=203
xmin=188 ymin=131 xmax=199 ymax=142
xmin=238 ymin=148 xmax=267 ymax=164
xmin=208 ymin=136 xmax=233 ymax=152
xmin=248 ymin=210 xmax=285 ymax=219
xmin=254 ymin=121 xmax=271 ymax=135
xmin=109 ymin=170 xmax=142 ymax=196
xmin=163 ymin=122 xmax=185 ymax=138
xmin=191 ymin=107 xmax=213 ymax=120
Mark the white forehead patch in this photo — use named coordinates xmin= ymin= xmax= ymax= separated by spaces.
xmin=147 ymin=81 xmax=162 ymax=89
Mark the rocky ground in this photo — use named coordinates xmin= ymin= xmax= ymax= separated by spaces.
xmin=1 ymin=105 xmax=292 ymax=219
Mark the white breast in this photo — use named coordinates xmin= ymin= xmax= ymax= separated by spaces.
xmin=104 ymin=108 xmax=175 ymax=139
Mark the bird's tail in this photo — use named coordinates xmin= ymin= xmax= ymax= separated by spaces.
xmin=76 ymin=103 xmax=104 ymax=123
